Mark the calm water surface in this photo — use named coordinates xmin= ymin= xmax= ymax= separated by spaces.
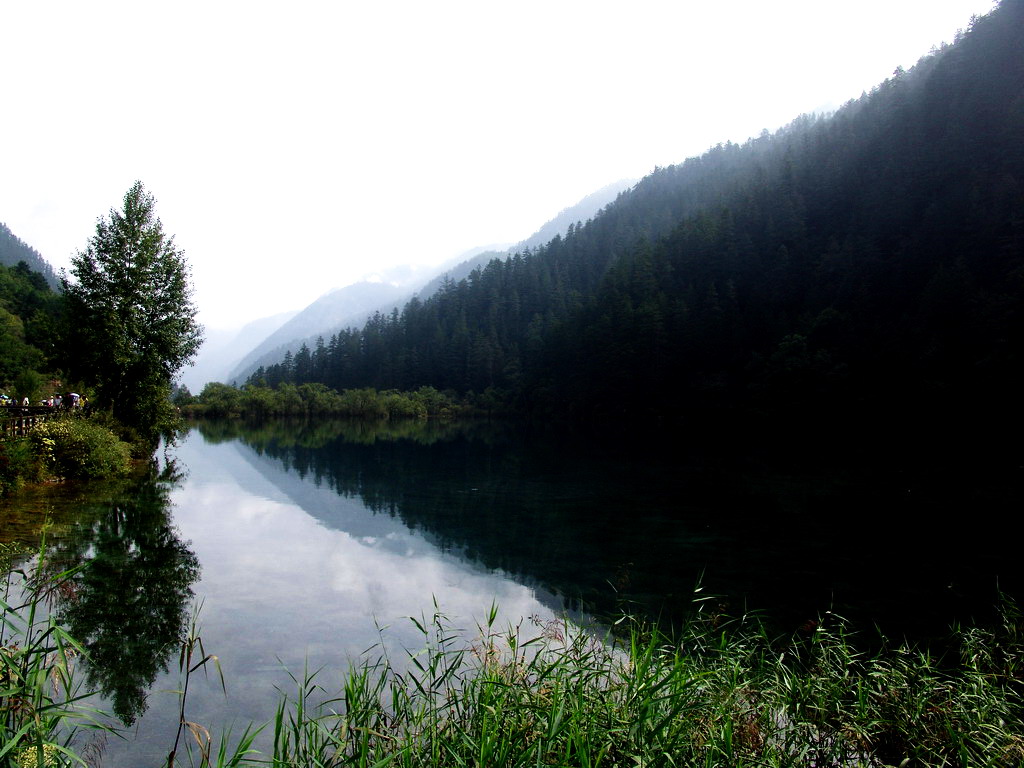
xmin=4 ymin=418 xmax=1020 ymax=764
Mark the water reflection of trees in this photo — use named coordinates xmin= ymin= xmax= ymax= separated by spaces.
xmin=214 ymin=419 xmax=713 ymax=619
xmin=193 ymin=416 xmax=505 ymax=449
xmin=213 ymin=418 xmax=1022 ymax=640
xmin=49 ymin=461 xmax=199 ymax=725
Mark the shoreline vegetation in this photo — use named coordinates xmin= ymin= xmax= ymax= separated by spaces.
xmin=3 ymin=181 xmax=204 ymax=500
xmin=0 ymin=411 xmax=140 ymax=497
xmin=2 ymin=552 xmax=1022 ymax=767
xmin=2 ymin=376 xmax=486 ymax=499
xmin=0 ymin=383 xmax=480 ymax=498
xmin=180 ymin=382 xmax=492 ymax=421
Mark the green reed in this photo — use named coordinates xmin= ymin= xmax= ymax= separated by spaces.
xmin=260 ymin=599 xmax=1024 ymax=767
xmin=0 ymin=546 xmax=114 ymax=768
xmin=253 ymin=598 xmax=1024 ymax=768
xmin=3 ymin=570 xmax=1023 ymax=767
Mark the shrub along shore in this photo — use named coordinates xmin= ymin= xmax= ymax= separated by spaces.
xmin=0 ymin=411 xmax=139 ymax=495
xmin=1 ymin=386 xmax=466 ymax=496
xmin=2 ymin=551 xmax=1022 ymax=768
xmin=181 ymin=382 xmax=500 ymax=420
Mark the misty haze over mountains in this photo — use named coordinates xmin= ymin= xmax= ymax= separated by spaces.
xmin=180 ymin=179 xmax=634 ymax=390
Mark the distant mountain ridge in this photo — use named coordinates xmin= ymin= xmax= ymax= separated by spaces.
xmin=515 ymin=180 xmax=633 ymax=253
xmin=223 ymin=178 xmax=635 ymax=385
xmin=411 ymin=180 xmax=635 ymax=304
xmin=180 ymin=311 xmax=297 ymax=392
xmin=227 ymin=281 xmax=408 ymax=384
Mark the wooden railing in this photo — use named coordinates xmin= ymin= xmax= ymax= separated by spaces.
xmin=0 ymin=406 xmax=63 ymax=438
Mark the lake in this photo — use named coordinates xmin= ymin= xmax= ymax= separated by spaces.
xmin=4 ymin=417 xmax=1020 ymax=764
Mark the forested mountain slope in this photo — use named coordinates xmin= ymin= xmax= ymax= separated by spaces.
xmin=0 ymin=259 xmax=61 ymax=391
xmin=544 ymin=0 xmax=1024 ymax=424
xmin=253 ymin=0 xmax=1023 ymax=427
xmin=0 ymin=223 xmax=59 ymax=290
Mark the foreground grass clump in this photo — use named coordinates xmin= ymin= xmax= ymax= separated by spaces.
xmin=1 ymin=553 xmax=114 ymax=768
xmin=264 ymin=603 xmax=1024 ymax=768
xmin=2 ymin=581 xmax=1023 ymax=766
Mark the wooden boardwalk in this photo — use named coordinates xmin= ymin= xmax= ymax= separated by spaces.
xmin=0 ymin=406 xmax=63 ymax=438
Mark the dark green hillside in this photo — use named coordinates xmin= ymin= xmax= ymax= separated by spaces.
xmin=0 ymin=222 xmax=60 ymax=290
xmin=547 ymin=0 xmax=1024 ymax=424
xmin=0 ymin=224 xmax=62 ymax=394
xmin=0 ymin=260 xmax=61 ymax=392
xmin=253 ymin=0 xmax=1023 ymax=428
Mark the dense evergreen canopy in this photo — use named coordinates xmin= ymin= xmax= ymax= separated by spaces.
xmin=250 ymin=0 xmax=1023 ymax=429
xmin=0 ymin=222 xmax=60 ymax=290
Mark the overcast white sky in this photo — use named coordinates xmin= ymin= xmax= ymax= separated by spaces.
xmin=1 ymin=0 xmax=996 ymax=330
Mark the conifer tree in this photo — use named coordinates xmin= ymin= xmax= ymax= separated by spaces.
xmin=63 ymin=181 xmax=202 ymax=443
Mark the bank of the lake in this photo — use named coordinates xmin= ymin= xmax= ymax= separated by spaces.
xmin=2 ymin=417 xmax=1020 ymax=765
xmin=0 ymin=411 xmax=146 ymax=499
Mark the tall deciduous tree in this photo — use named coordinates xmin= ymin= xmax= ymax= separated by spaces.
xmin=63 ymin=181 xmax=202 ymax=442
